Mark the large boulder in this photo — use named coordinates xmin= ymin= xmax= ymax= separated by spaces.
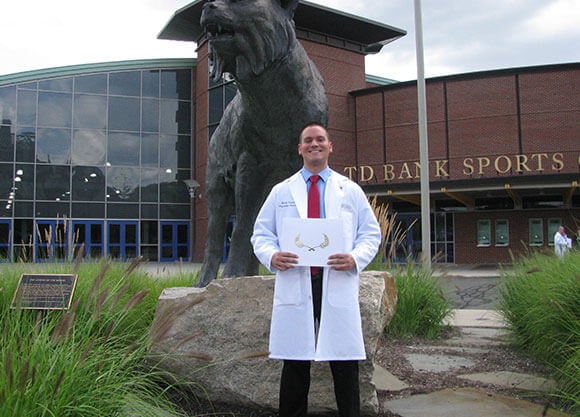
xmin=148 ymin=271 xmax=397 ymax=415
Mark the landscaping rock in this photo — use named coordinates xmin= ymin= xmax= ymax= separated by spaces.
xmin=148 ymin=271 xmax=396 ymax=416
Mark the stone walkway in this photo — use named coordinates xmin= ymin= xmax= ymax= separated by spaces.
xmin=374 ymin=309 xmax=571 ymax=417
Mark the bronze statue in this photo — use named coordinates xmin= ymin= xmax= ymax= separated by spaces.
xmin=197 ymin=0 xmax=328 ymax=286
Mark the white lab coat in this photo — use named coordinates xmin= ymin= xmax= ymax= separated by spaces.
xmin=554 ymin=231 xmax=572 ymax=258
xmin=251 ymin=169 xmax=381 ymax=361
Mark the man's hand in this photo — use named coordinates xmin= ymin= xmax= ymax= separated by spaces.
xmin=271 ymin=251 xmax=299 ymax=271
xmin=327 ymin=253 xmax=355 ymax=271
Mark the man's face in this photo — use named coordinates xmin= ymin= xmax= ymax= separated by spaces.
xmin=298 ymin=125 xmax=333 ymax=170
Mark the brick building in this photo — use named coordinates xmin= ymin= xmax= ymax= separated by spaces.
xmin=0 ymin=1 xmax=578 ymax=264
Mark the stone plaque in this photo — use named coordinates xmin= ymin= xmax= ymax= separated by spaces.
xmin=11 ymin=274 xmax=78 ymax=310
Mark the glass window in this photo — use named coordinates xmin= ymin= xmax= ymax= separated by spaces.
xmin=161 ymin=69 xmax=191 ymax=100
xmin=0 ymin=124 xmax=14 ymax=162
xmin=140 ymin=245 xmax=158 ymax=261
xmin=107 ymin=203 xmax=139 ymax=218
xmin=160 ymin=203 xmax=190 ymax=219
xmin=495 ymin=219 xmax=509 ymax=246
xmin=74 ymin=94 xmax=107 ymax=129
xmin=141 ymin=168 xmax=159 ymax=202
xmin=14 ymin=164 xmax=34 ymax=200
xmin=0 ymin=86 xmax=17 ymax=125
xmin=142 ymin=98 xmax=159 ymax=132
xmin=477 ymin=219 xmax=491 ymax=247
xmin=72 ymin=129 xmax=106 ymax=165
xmin=141 ymin=221 xmax=158 ymax=244
xmin=160 ymin=100 xmax=191 ymax=134
xmin=0 ymin=163 xmax=11 ymax=204
xmin=13 ymin=201 xmax=33 ymax=217
xmin=36 ymin=128 xmax=71 ymax=164
xmin=434 ymin=213 xmax=446 ymax=241
xmin=106 ymin=166 xmax=139 ymax=202
xmin=548 ymin=218 xmax=562 ymax=245
xmin=72 ymin=203 xmax=105 ymax=218
xmin=17 ymin=90 xmax=37 ymax=126
xmin=529 ymin=219 xmax=544 ymax=246
xmin=18 ymin=81 xmax=37 ymax=90
xmin=14 ymin=219 xmax=34 ymax=244
xmin=35 ymin=201 xmax=70 ymax=217
xmin=141 ymin=133 xmax=159 ymax=167
xmin=141 ymin=204 xmax=158 ymax=219
xmin=107 ymin=132 xmax=140 ymax=166
xmin=74 ymin=73 xmax=107 ymax=94
xmin=177 ymin=136 xmax=191 ymax=169
xmin=39 ymin=77 xmax=73 ymax=92
xmin=109 ymin=71 xmax=141 ymax=97
xmin=209 ymin=88 xmax=224 ymax=125
xmin=16 ymin=129 xmax=36 ymax=163
xmin=159 ymin=134 xmax=178 ymax=171
xmin=160 ymin=135 xmax=191 ymax=171
xmin=38 ymin=92 xmax=72 ymax=128
xmin=160 ymin=169 xmax=189 ymax=203
xmin=36 ymin=165 xmax=70 ymax=201
xmin=142 ymin=70 xmax=160 ymax=98
xmin=108 ymin=97 xmax=140 ymax=131
xmin=72 ymin=166 xmax=105 ymax=201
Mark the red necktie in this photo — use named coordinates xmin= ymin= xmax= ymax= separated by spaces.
xmin=308 ymin=175 xmax=321 ymax=275
xmin=308 ymin=175 xmax=320 ymax=219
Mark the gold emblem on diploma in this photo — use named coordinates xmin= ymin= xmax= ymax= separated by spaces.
xmin=294 ymin=233 xmax=330 ymax=252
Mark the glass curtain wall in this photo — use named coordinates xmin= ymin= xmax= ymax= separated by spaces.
xmin=0 ymin=66 xmax=193 ymax=262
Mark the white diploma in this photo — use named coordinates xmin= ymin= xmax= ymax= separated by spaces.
xmin=280 ymin=218 xmax=343 ymax=266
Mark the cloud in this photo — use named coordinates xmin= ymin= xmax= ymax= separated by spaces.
xmin=518 ymin=0 xmax=580 ymax=39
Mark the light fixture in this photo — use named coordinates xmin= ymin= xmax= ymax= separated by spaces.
xmin=16 ymin=169 xmax=23 ymax=175
xmin=184 ymin=179 xmax=202 ymax=199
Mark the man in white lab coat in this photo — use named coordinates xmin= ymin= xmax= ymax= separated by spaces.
xmin=251 ymin=122 xmax=381 ymax=417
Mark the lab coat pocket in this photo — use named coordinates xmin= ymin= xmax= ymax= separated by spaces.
xmin=327 ymin=271 xmax=358 ymax=308
xmin=273 ymin=269 xmax=302 ymax=306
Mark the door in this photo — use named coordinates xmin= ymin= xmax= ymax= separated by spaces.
xmin=36 ymin=219 xmax=69 ymax=262
xmin=108 ymin=221 xmax=138 ymax=261
xmin=72 ymin=221 xmax=104 ymax=259
xmin=391 ymin=214 xmax=421 ymax=263
xmin=0 ymin=220 xmax=10 ymax=262
xmin=160 ymin=221 xmax=190 ymax=262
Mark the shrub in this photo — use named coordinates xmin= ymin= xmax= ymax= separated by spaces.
xmin=0 ymin=259 xmax=194 ymax=417
xmin=385 ymin=263 xmax=454 ymax=338
xmin=497 ymin=252 xmax=580 ymax=413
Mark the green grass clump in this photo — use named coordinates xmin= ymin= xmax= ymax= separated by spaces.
xmin=498 ymin=252 xmax=580 ymax=413
xmin=385 ymin=264 xmax=454 ymax=338
xmin=0 ymin=258 xmax=195 ymax=417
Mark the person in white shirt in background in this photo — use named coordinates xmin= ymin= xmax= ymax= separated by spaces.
xmin=554 ymin=226 xmax=572 ymax=258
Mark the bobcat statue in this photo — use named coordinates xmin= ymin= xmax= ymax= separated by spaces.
xmin=197 ymin=0 xmax=328 ymax=286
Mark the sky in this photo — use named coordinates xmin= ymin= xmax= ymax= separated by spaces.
xmin=0 ymin=0 xmax=578 ymax=82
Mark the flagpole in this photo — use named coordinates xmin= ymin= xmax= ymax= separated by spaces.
xmin=414 ymin=0 xmax=431 ymax=270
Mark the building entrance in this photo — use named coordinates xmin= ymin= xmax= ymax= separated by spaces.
xmin=108 ymin=221 xmax=138 ymax=261
xmin=160 ymin=221 xmax=189 ymax=262
xmin=389 ymin=212 xmax=455 ymax=264
xmin=72 ymin=221 xmax=104 ymax=259
xmin=35 ymin=220 xmax=68 ymax=262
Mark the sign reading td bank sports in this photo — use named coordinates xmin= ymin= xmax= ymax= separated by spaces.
xmin=344 ymin=152 xmax=580 ymax=183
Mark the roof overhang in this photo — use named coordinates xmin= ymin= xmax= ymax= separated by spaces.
xmin=365 ymin=175 xmax=580 ymax=209
xmin=158 ymin=0 xmax=406 ymax=54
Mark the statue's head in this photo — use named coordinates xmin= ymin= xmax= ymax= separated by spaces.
xmin=201 ymin=0 xmax=300 ymax=82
